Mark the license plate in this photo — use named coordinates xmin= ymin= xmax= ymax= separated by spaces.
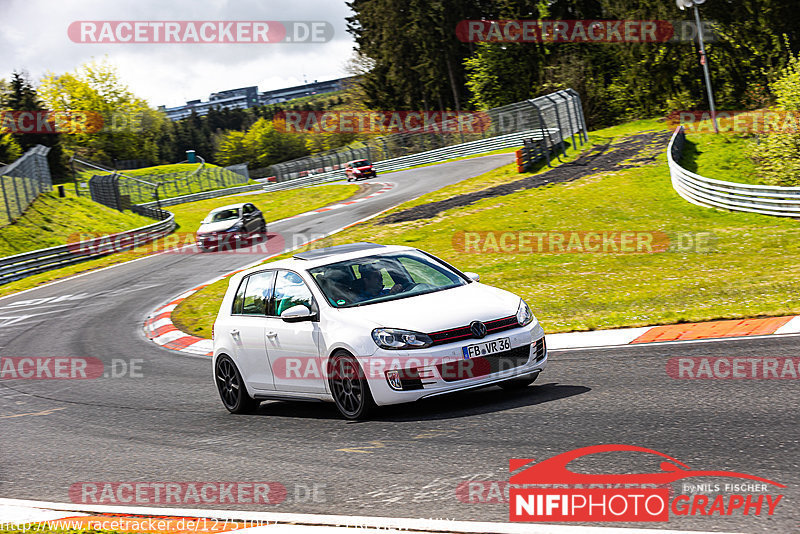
xmin=462 ymin=337 xmax=511 ymax=359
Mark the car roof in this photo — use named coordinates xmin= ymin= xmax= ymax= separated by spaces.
xmin=347 ymin=159 xmax=369 ymax=164
xmin=229 ymin=243 xmax=417 ymax=283
xmin=208 ymin=203 xmax=246 ymax=213
xmin=293 ymin=242 xmax=385 ymax=260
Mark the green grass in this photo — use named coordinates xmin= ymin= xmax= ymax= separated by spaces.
xmin=0 ymin=175 xmax=48 ymax=226
xmin=120 ymin=163 xmax=205 ymax=177
xmin=0 ymin=184 xmax=359 ymax=298
xmin=73 ymin=163 xmax=206 ymax=183
xmin=166 ymin=185 xmax=358 ymax=234
xmin=0 ymin=192 xmax=152 ymax=256
xmin=173 ymin=118 xmax=800 ymax=337
xmin=679 ymin=133 xmax=761 ymax=185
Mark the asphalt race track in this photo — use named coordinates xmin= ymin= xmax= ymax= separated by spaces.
xmin=0 ymin=154 xmax=797 ymax=533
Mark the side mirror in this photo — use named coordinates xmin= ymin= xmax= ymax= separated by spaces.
xmin=280 ymin=305 xmax=314 ymax=322
xmin=464 ymin=271 xmax=480 ymax=282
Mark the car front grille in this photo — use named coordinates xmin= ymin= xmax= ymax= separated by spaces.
xmin=436 ymin=343 xmax=532 ymax=382
xmin=534 ymin=336 xmax=546 ymax=362
xmin=428 ymin=315 xmax=519 ymax=346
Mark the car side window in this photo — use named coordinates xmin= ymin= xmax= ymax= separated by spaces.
xmin=240 ymin=271 xmax=276 ymax=315
xmin=232 ymin=277 xmax=248 ymax=315
xmin=272 ymin=270 xmax=314 ymax=317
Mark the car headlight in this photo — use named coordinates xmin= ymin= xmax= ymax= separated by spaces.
xmin=516 ymin=299 xmax=534 ymax=327
xmin=226 ymin=222 xmax=244 ymax=232
xmin=372 ymin=328 xmax=433 ymax=350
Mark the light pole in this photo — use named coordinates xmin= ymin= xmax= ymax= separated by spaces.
xmin=677 ymin=0 xmax=719 ymax=133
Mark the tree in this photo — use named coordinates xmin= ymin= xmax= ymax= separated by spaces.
xmin=2 ymin=71 xmax=67 ymax=180
xmin=38 ymin=58 xmax=166 ymax=166
xmin=0 ymin=78 xmax=23 ymax=164
xmin=749 ymin=53 xmax=800 ymax=186
xmin=214 ymin=118 xmax=308 ymax=168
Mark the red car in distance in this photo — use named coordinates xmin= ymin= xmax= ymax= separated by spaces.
xmin=345 ymin=159 xmax=377 ymax=181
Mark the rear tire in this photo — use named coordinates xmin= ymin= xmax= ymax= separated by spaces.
xmin=215 ymin=355 xmax=259 ymax=414
xmin=499 ymin=373 xmax=539 ymax=391
xmin=329 ymin=352 xmax=375 ymax=420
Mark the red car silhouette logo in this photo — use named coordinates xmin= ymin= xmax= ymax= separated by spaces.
xmin=510 ymin=444 xmax=784 ymax=487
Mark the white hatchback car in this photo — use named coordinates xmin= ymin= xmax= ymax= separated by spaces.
xmin=212 ymin=243 xmax=547 ymax=419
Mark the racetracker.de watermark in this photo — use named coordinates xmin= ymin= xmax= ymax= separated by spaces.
xmin=66 ymin=231 xmax=286 ymax=256
xmin=0 ymin=110 xmax=132 ymax=134
xmin=668 ymin=110 xmax=800 ymax=134
xmin=667 ymin=357 xmax=800 ymax=380
xmin=275 ymin=110 xmax=491 ymax=135
xmin=69 ymin=482 xmax=327 ymax=505
xmin=456 ymin=20 xmax=717 ymax=43
xmin=68 ymin=21 xmax=333 ymax=43
xmin=0 ymin=357 xmax=143 ymax=379
xmin=452 ymin=231 xmax=716 ymax=254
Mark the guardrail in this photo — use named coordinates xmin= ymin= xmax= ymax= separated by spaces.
xmin=668 ymin=126 xmax=800 ymax=218
xmin=257 ymin=127 xmax=563 ymax=192
xmin=267 ymin=89 xmax=586 ymax=182
xmin=0 ymin=210 xmax=176 ymax=285
xmin=136 ymin=183 xmax=265 ymax=209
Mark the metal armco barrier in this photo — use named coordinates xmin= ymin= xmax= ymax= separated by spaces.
xmin=136 ymin=183 xmax=264 ymax=209
xmin=265 ymin=88 xmax=587 ymax=183
xmin=0 ymin=210 xmax=175 ymax=285
xmin=256 ymin=127 xmax=567 ymax=192
xmin=668 ymin=126 xmax=800 ymax=218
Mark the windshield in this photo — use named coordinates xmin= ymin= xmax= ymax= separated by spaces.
xmin=309 ymin=250 xmax=467 ymax=308
xmin=351 ymin=160 xmax=371 ymax=167
xmin=204 ymin=208 xmax=240 ymax=223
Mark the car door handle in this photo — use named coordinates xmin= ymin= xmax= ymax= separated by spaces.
xmin=265 ymin=331 xmax=278 ymax=338
xmin=230 ymin=329 xmax=240 ymax=338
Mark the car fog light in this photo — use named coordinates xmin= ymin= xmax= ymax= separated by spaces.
xmin=386 ymin=370 xmax=403 ymax=391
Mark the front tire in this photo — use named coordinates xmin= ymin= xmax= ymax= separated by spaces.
xmin=329 ymin=352 xmax=374 ymax=420
xmin=215 ymin=355 xmax=259 ymax=414
xmin=499 ymin=372 xmax=539 ymax=391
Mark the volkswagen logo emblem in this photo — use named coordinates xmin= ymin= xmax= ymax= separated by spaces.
xmin=470 ymin=320 xmax=487 ymax=339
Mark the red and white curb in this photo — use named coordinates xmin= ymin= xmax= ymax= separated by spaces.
xmin=147 ymin=288 xmax=800 ymax=358
xmin=0 ymin=498 xmax=734 ymax=534
xmin=145 ymin=285 xmax=218 ymax=356
xmin=279 ymin=181 xmax=395 ymax=223
xmin=548 ymin=314 xmax=800 ymax=350
xmin=143 ymin=180 xmax=800 ymax=356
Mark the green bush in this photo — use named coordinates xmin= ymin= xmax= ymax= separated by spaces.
xmin=749 ymin=54 xmax=800 ymax=186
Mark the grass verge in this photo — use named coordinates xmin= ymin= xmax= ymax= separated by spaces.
xmin=0 ymin=183 xmax=358 ymax=298
xmin=679 ymin=133 xmax=760 ymax=185
xmin=173 ymin=118 xmax=799 ymax=336
xmin=0 ymin=192 xmax=152 ymax=256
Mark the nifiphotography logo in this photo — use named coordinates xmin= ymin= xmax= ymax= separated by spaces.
xmin=509 ymin=444 xmax=784 ymax=522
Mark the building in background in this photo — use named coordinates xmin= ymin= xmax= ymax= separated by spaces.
xmin=159 ymin=77 xmax=352 ymax=121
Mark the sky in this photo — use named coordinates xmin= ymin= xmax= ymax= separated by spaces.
xmin=0 ymin=0 xmax=357 ymax=108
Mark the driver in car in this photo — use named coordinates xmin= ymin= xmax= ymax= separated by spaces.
xmin=358 ymin=264 xmax=404 ymax=300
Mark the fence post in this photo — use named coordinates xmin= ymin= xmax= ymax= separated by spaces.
xmin=532 ymin=105 xmax=552 ymax=168
xmin=1 ymin=176 xmax=12 ymax=223
xmin=558 ymin=93 xmax=578 ymax=150
xmin=543 ymin=95 xmax=566 ymax=161
xmin=12 ymin=173 xmax=23 ymax=216
xmin=567 ymin=89 xmax=589 ymax=143
xmin=71 ymin=158 xmax=80 ymax=196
